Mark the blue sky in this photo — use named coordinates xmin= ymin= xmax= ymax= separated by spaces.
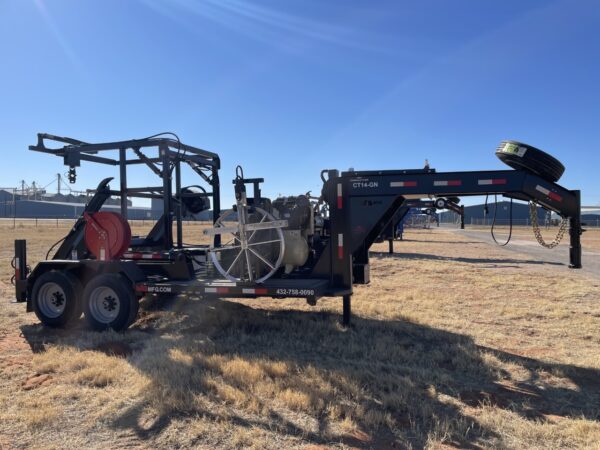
xmin=1 ymin=0 xmax=599 ymax=207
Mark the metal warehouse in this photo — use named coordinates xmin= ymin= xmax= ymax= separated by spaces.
xmin=0 ymin=189 xmax=155 ymax=219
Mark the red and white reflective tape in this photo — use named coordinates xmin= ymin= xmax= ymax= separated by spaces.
xmin=122 ymin=252 xmax=165 ymax=260
xmin=390 ymin=181 xmax=417 ymax=187
xmin=434 ymin=180 xmax=462 ymax=187
xmin=338 ymin=233 xmax=344 ymax=259
xmin=337 ymin=183 xmax=343 ymax=209
xmin=205 ymin=287 xmax=230 ymax=294
xmin=242 ymin=288 xmax=268 ymax=295
xmin=478 ymin=178 xmax=507 ymax=185
xmin=535 ymin=185 xmax=563 ymax=202
xmin=14 ymin=257 xmax=20 ymax=280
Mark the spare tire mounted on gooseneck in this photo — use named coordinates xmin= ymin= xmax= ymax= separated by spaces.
xmin=494 ymin=140 xmax=570 ymax=249
xmin=496 ymin=140 xmax=565 ymax=183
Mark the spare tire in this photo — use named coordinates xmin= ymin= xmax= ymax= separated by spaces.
xmin=496 ymin=140 xmax=565 ymax=183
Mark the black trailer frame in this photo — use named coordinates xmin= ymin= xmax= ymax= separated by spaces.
xmin=323 ymin=168 xmax=582 ymax=318
xmin=14 ymin=134 xmax=583 ymax=328
xmin=378 ymin=197 xmax=465 ymax=254
xmin=29 ymin=132 xmax=222 ymax=249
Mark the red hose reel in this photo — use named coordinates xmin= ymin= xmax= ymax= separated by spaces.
xmin=83 ymin=212 xmax=131 ymax=260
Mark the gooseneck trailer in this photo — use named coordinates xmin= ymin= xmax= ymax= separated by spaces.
xmin=13 ymin=134 xmax=582 ymax=330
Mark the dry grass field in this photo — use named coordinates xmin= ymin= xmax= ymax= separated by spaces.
xmin=1 ymin=222 xmax=599 ymax=449
xmin=462 ymin=224 xmax=600 ymax=252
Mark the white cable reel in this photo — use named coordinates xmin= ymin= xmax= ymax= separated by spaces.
xmin=204 ymin=207 xmax=287 ymax=283
xmin=204 ymin=165 xmax=289 ymax=285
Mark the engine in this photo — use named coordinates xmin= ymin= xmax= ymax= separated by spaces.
xmin=180 ymin=185 xmax=211 ymax=217
xmin=271 ymin=195 xmax=313 ymax=273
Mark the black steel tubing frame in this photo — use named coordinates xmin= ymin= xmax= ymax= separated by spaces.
xmin=28 ymin=133 xmax=222 ymax=249
xmin=321 ymin=167 xmax=583 ymax=312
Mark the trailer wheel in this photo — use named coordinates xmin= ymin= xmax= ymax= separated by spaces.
xmin=32 ymin=271 xmax=81 ymax=328
xmin=496 ymin=141 xmax=565 ymax=182
xmin=83 ymin=274 xmax=137 ymax=331
xmin=435 ymin=198 xmax=447 ymax=209
xmin=127 ymin=293 xmax=140 ymax=328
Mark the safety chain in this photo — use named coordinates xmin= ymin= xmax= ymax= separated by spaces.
xmin=10 ymin=257 xmax=16 ymax=286
xmin=529 ymin=201 xmax=568 ymax=248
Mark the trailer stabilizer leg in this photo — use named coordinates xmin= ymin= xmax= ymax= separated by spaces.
xmin=569 ymin=190 xmax=582 ymax=269
xmin=569 ymin=216 xmax=582 ymax=269
xmin=342 ymin=295 xmax=351 ymax=326
xmin=388 ymin=239 xmax=393 ymax=254
xmin=13 ymin=239 xmax=28 ymax=303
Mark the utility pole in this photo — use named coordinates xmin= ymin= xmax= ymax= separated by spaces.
xmin=57 ymin=173 xmax=61 ymax=194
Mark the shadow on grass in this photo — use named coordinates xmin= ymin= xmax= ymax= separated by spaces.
xmin=371 ymin=251 xmax=565 ymax=267
xmin=20 ymin=297 xmax=599 ymax=449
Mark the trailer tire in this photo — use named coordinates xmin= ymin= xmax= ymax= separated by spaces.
xmin=32 ymin=271 xmax=81 ymax=328
xmin=496 ymin=141 xmax=565 ymax=183
xmin=434 ymin=198 xmax=447 ymax=209
xmin=127 ymin=294 xmax=140 ymax=328
xmin=83 ymin=274 xmax=137 ymax=331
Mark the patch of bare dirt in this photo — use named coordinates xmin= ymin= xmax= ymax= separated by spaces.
xmin=337 ymin=428 xmax=399 ymax=449
xmin=21 ymin=373 xmax=53 ymax=390
xmin=0 ymin=330 xmax=34 ymax=374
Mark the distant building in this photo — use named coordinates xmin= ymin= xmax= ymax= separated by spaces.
xmin=0 ymin=189 xmax=154 ymax=220
xmin=0 ymin=188 xmax=215 ymax=221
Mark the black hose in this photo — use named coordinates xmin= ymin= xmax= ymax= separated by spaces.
xmin=45 ymin=236 xmax=66 ymax=260
xmin=184 ymin=184 xmax=207 ymax=194
xmin=234 ymin=166 xmax=246 ymax=201
xmin=235 ymin=165 xmax=244 ymax=180
xmin=320 ymin=170 xmax=328 ymax=183
xmin=490 ymin=194 xmax=513 ymax=246
xmin=142 ymin=131 xmax=184 ymax=172
xmin=143 ymin=131 xmax=182 ymax=148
